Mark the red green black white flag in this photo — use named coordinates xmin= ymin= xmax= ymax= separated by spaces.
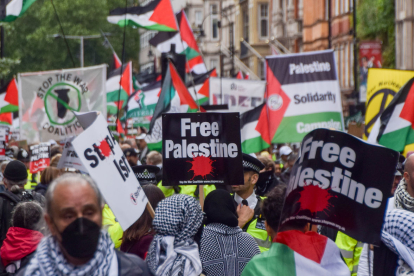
xmin=107 ymin=0 xmax=178 ymax=32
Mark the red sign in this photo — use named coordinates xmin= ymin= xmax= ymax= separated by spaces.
xmin=29 ymin=143 xmax=51 ymax=174
xmin=359 ymin=41 xmax=382 ymax=68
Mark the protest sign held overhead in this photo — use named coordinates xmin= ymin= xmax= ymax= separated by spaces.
xmin=281 ymin=129 xmax=399 ymax=245
xmin=18 ymin=65 xmax=107 ymax=144
xmin=364 ymin=68 xmax=414 ymax=140
xmin=265 ymin=50 xmax=344 ymax=144
xmin=29 ymin=143 xmax=51 ymax=174
xmin=57 ymin=136 xmax=88 ymax=172
xmin=209 ymin=78 xmax=265 ymax=114
xmin=71 ymin=112 xmax=148 ymax=230
xmin=162 ymin=113 xmax=243 ymax=186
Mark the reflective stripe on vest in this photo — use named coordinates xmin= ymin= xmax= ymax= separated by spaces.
xmin=335 ymin=232 xmax=363 ymax=275
xmin=246 ymin=218 xmax=271 ymax=252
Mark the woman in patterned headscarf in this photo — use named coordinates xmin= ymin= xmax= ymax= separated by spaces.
xmin=199 ymin=190 xmax=260 ymax=276
xmin=146 ymin=194 xmax=203 ymax=276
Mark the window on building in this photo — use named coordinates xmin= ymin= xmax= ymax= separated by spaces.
xmin=243 ymin=9 xmax=249 ymax=41
xmin=195 ymin=10 xmax=203 ymax=26
xmin=259 ymin=4 xmax=269 ymax=39
xmin=210 ymin=59 xmax=218 ymax=71
xmin=210 ymin=4 xmax=219 ymax=41
xmin=140 ymin=30 xmax=157 ymax=49
xmin=325 ymin=0 xmax=329 ymax=20
xmin=259 ymin=60 xmax=265 ymax=79
xmin=335 ymin=0 xmax=339 ymax=15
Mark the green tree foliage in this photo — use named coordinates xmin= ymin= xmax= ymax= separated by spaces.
xmin=2 ymin=0 xmax=140 ymax=81
xmin=357 ymin=0 xmax=395 ymax=68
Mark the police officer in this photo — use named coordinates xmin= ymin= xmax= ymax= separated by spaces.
xmin=17 ymin=148 xmax=38 ymax=190
xmin=232 ymin=153 xmax=271 ymax=252
xmin=132 ymin=165 xmax=160 ymax=186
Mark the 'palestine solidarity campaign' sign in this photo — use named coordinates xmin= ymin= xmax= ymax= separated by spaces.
xmin=281 ymin=129 xmax=399 ymax=244
xmin=266 ymin=50 xmax=344 ymax=143
xmin=18 ymin=65 xmax=107 ymax=143
xmin=162 ymin=113 xmax=243 ymax=186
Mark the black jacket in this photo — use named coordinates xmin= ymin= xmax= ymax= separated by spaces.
xmin=0 ymin=190 xmax=45 ymax=247
xmin=34 ymin=183 xmax=48 ymax=196
xmin=16 ymin=250 xmax=151 ymax=276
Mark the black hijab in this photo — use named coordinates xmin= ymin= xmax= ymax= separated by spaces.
xmin=204 ymin=190 xmax=238 ymax=227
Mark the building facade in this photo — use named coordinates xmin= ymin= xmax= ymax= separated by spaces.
xmin=395 ymin=0 xmax=414 ymax=70
xmin=270 ymin=0 xmax=303 ymax=53
xmin=301 ymin=0 xmax=354 ymax=116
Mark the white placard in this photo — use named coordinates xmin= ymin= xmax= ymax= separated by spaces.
xmin=209 ymin=77 xmax=265 ymax=114
xmin=57 ymin=137 xmax=88 ymax=172
xmin=72 ymin=113 xmax=148 ymax=230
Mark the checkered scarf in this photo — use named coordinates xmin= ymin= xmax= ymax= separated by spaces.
xmin=395 ymin=179 xmax=414 ymax=212
xmin=147 ymin=194 xmax=203 ymax=276
xmin=382 ymin=209 xmax=414 ymax=273
xmin=24 ymin=231 xmax=116 ymax=276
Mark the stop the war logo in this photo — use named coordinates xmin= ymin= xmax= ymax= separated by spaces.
xmin=281 ymin=129 xmax=399 ymax=245
xmin=36 ymin=74 xmax=89 ymax=136
xmin=162 ymin=113 xmax=244 ymax=186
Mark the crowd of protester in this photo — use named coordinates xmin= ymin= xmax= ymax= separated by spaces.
xmin=0 ymin=139 xmax=408 ymax=276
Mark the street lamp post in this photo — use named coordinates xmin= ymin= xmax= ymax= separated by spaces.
xmin=49 ymin=33 xmax=110 ymax=67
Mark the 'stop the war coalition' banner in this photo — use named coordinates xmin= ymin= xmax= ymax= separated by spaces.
xmin=18 ymin=65 xmax=107 ymax=144
xmin=266 ymin=50 xmax=344 ymax=143
xmin=281 ymin=129 xmax=399 ymax=245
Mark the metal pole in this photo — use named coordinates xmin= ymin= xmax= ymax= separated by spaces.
xmin=353 ymin=0 xmax=357 ymax=103
xmin=80 ymin=36 xmax=84 ymax=67
xmin=230 ymin=22 xmax=235 ymax=76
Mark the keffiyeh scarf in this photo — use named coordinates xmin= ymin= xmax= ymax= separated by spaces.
xmin=24 ymin=231 xmax=116 ymax=276
xmin=395 ymin=180 xmax=414 ymax=212
xmin=147 ymin=194 xmax=203 ymax=276
xmin=382 ymin=209 xmax=414 ymax=274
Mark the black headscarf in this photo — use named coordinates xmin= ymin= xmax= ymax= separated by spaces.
xmin=204 ymin=190 xmax=238 ymax=227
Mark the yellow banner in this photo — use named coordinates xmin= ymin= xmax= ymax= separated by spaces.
xmin=364 ymin=68 xmax=414 ymax=140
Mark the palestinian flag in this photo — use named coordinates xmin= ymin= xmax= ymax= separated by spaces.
xmin=265 ymin=52 xmax=343 ymax=143
xmin=240 ymin=103 xmax=270 ymax=154
xmin=145 ymin=61 xmax=198 ymax=151
xmin=242 ymin=230 xmax=349 ymax=275
xmin=106 ymin=62 xmax=133 ymax=115
xmin=107 ymin=0 xmax=178 ymax=32
xmin=1 ymin=78 xmax=18 ymax=113
xmin=188 ymin=69 xmax=217 ymax=106
xmin=369 ymin=78 xmax=414 ymax=156
xmin=0 ymin=0 xmax=37 ymax=22
xmin=150 ymin=10 xmax=207 ymax=74
xmin=125 ymin=81 xmax=161 ymax=128
xmin=236 ymin=71 xmax=244 ymax=79
xmin=113 ymin=51 xmax=122 ymax=69
xmin=0 ymin=79 xmax=19 ymax=125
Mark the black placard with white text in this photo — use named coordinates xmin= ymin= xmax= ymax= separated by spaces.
xmin=281 ymin=129 xmax=399 ymax=245
xmin=162 ymin=113 xmax=244 ymax=186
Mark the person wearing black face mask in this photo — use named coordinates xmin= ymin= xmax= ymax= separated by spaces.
xmin=16 ymin=174 xmax=151 ymax=276
xmin=256 ymin=156 xmax=281 ymax=197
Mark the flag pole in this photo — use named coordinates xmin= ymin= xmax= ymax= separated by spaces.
xmin=176 ymin=10 xmax=200 ymax=111
xmin=146 ymin=202 xmax=155 ymax=218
